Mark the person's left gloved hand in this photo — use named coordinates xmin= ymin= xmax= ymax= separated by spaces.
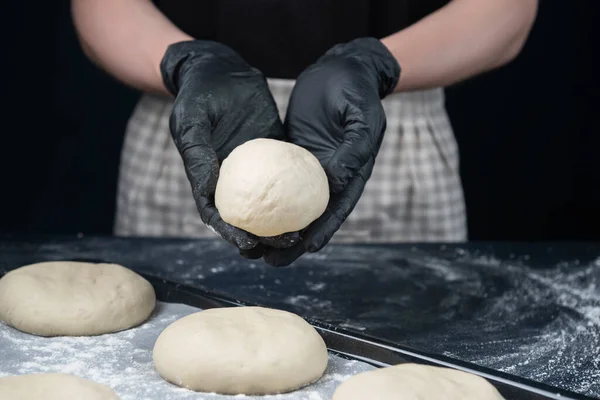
xmin=263 ymin=37 xmax=400 ymax=267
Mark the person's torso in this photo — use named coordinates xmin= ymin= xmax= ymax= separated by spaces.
xmin=153 ymin=0 xmax=450 ymax=78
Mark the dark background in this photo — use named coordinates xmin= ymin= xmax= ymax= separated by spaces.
xmin=1 ymin=1 xmax=598 ymax=240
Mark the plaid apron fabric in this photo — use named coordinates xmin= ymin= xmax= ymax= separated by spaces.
xmin=114 ymin=79 xmax=467 ymax=243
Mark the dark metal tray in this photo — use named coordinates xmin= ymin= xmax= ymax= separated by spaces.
xmin=143 ymin=273 xmax=594 ymax=400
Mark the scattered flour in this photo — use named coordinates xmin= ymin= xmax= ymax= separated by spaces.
xmin=0 ymin=302 xmax=374 ymax=400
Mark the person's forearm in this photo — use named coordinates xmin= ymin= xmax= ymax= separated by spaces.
xmin=381 ymin=0 xmax=538 ymax=92
xmin=71 ymin=0 xmax=192 ymax=94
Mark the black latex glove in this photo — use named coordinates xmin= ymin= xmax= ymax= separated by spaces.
xmin=160 ymin=40 xmax=298 ymax=256
xmin=263 ymin=37 xmax=400 ymax=267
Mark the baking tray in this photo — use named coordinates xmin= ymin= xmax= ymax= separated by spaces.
xmin=142 ymin=273 xmax=595 ymax=400
xmin=0 ymin=261 xmax=593 ymax=400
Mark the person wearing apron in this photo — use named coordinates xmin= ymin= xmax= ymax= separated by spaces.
xmin=72 ymin=0 xmax=538 ymax=266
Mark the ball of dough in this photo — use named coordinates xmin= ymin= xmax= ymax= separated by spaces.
xmin=0 ymin=261 xmax=156 ymax=336
xmin=332 ymin=363 xmax=504 ymax=400
xmin=0 ymin=373 xmax=120 ymax=400
xmin=215 ymin=138 xmax=329 ymax=237
xmin=153 ymin=306 xmax=328 ymax=395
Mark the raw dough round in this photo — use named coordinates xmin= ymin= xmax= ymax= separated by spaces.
xmin=0 ymin=373 xmax=120 ymax=399
xmin=0 ymin=261 xmax=156 ymax=336
xmin=215 ymin=138 xmax=329 ymax=237
xmin=332 ymin=363 xmax=504 ymax=400
xmin=153 ymin=306 xmax=328 ymax=395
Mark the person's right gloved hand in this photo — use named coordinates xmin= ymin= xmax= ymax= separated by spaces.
xmin=160 ymin=40 xmax=298 ymax=257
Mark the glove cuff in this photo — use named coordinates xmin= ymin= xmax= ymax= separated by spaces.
xmin=324 ymin=37 xmax=401 ymax=98
xmin=159 ymin=40 xmax=253 ymax=96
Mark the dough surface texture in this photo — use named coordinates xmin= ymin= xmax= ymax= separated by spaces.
xmin=215 ymin=138 xmax=329 ymax=237
xmin=0 ymin=261 xmax=156 ymax=336
xmin=0 ymin=373 xmax=120 ymax=399
xmin=332 ymin=363 xmax=504 ymax=400
xmin=153 ymin=306 xmax=328 ymax=395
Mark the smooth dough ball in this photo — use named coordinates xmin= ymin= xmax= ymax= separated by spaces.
xmin=215 ymin=138 xmax=329 ymax=237
xmin=0 ymin=261 xmax=156 ymax=336
xmin=0 ymin=373 xmax=120 ymax=400
xmin=332 ymin=364 xmax=504 ymax=400
xmin=153 ymin=306 xmax=328 ymax=395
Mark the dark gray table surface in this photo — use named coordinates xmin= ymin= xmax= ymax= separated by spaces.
xmin=1 ymin=235 xmax=599 ymax=398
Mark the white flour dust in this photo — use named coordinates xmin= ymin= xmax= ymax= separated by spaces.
xmin=0 ymin=302 xmax=374 ymax=400
xmin=439 ymin=253 xmax=600 ymax=397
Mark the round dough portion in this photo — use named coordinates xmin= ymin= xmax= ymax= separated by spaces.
xmin=0 ymin=261 xmax=156 ymax=336
xmin=215 ymin=138 xmax=329 ymax=237
xmin=153 ymin=306 xmax=328 ymax=395
xmin=0 ymin=373 xmax=120 ymax=400
xmin=332 ymin=364 xmax=504 ymax=400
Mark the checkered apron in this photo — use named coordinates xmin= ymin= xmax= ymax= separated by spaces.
xmin=114 ymin=78 xmax=467 ymax=243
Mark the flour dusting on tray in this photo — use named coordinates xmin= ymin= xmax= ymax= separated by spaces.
xmin=0 ymin=302 xmax=374 ymax=400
